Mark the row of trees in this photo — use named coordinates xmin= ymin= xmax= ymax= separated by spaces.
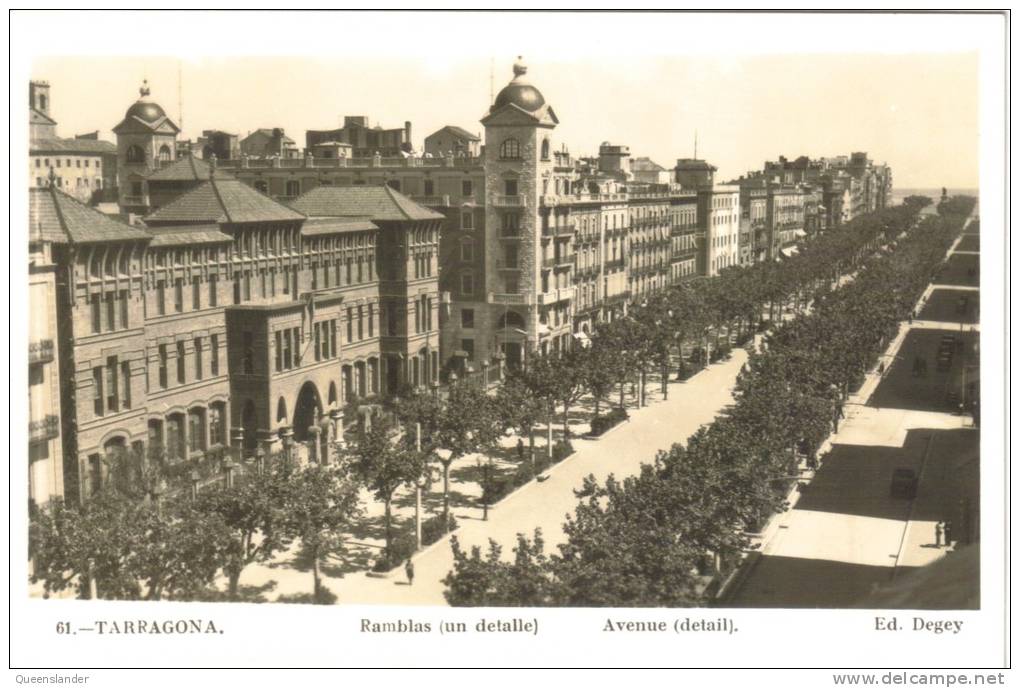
xmin=442 ymin=197 xmax=976 ymax=607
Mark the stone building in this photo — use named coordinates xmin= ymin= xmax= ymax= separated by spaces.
xmin=700 ymin=186 xmax=741 ymax=276
xmin=424 ymin=126 xmax=481 ymax=158
xmin=240 ymin=128 xmax=299 ymax=159
xmin=306 ymin=116 xmax=413 ymax=158
xmin=29 ymin=81 xmax=117 ymax=204
xmin=113 ymin=80 xmax=181 ymax=215
xmin=31 ymin=166 xmax=442 ymax=501
xmin=28 ymin=201 xmax=65 ymax=506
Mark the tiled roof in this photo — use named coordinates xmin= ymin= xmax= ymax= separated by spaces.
xmin=29 ymin=186 xmax=151 ymax=244
xmin=301 ymin=217 xmax=378 ymax=236
xmin=30 ymin=137 xmax=117 ymax=155
xmin=434 ymin=125 xmax=480 ymax=141
xmin=145 ymin=178 xmax=305 ymax=225
xmin=146 ymin=155 xmax=235 ymax=182
xmin=289 ymin=185 xmax=443 ymax=222
xmin=246 ymin=128 xmax=296 ymax=144
xmin=147 ymin=224 xmax=233 ymax=246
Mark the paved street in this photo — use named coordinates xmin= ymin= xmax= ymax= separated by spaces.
xmin=238 ymin=347 xmax=751 ymax=604
xmin=726 ymin=215 xmax=980 ymax=609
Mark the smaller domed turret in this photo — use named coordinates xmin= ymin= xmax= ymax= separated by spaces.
xmin=124 ymin=79 xmax=167 ymax=124
xmin=492 ymin=56 xmax=546 ymax=113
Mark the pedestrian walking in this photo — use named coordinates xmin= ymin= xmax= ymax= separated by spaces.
xmin=944 ymin=520 xmax=954 ymax=548
xmin=516 ymin=438 xmax=525 ymax=461
xmin=934 ymin=521 xmax=944 ymax=548
xmin=404 ymin=559 xmax=415 ymax=586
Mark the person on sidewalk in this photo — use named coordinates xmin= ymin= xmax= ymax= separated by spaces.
xmin=944 ymin=520 xmax=954 ymax=549
xmin=934 ymin=521 xmax=944 ymax=548
xmin=516 ymin=438 xmax=525 ymax=461
xmin=405 ymin=559 xmax=415 ymax=586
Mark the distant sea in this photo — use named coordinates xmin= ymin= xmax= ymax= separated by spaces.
xmin=891 ymin=188 xmax=980 ymax=206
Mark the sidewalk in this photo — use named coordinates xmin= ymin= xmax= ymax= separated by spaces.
xmin=244 ymin=348 xmax=751 ymax=605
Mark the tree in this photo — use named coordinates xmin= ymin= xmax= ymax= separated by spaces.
xmin=30 ymin=492 xmax=144 ymax=599
xmin=398 ymin=381 xmax=502 ymax=530
xmin=493 ymin=372 xmax=545 ymax=472
xmin=282 ymin=462 xmax=362 ymax=600
xmin=193 ymin=454 xmax=300 ymax=599
xmin=347 ymin=414 xmax=427 ymax=559
xmin=546 ymin=347 xmax=588 ymax=439
xmin=580 ymin=339 xmax=620 ymax=419
xmin=444 ymin=531 xmax=563 ymax=607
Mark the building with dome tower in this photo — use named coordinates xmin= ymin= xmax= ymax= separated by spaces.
xmin=113 ymin=80 xmax=181 ymax=214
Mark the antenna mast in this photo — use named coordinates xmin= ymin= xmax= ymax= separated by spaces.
xmin=177 ymin=60 xmax=183 ymax=134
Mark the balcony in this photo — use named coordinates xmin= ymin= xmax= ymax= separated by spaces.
xmin=487 ymin=292 xmax=534 ymax=306
xmin=29 ymin=415 xmax=60 ymax=444
xmin=537 ymin=286 xmax=575 ymax=306
xmin=29 ymin=339 xmax=54 ymax=366
xmin=493 ymin=195 xmax=524 ymax=208
xmin=542 ymin=224 xmax=575 ymax=238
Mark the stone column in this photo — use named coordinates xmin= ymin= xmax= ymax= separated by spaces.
xmin=307 ymin=425 xmax=321 ymax=464
xmin=330 ymin=409 xmax=344 ymax=450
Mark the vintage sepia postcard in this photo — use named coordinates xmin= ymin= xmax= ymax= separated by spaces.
xmin=8 ymin=8 xmax=1010 ymax=678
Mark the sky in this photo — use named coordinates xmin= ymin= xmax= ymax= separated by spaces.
xmin=24 ymin=13 xmax=985 ymax=189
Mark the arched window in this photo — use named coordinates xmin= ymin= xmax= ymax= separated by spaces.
xmin=158 ymin=145 xmax=172 ymax=163
xmin=125 ymin=145 xmax=145 ymax=164
xmin=497 ymin=310 xmax=526 ymax=331
xmin=499 ymin=138 xmax=520 ymax=160
xmin=540 ymin=138 xmax=550 ymax=160
xmin=276 ymin=397 xmax=288 ymax=423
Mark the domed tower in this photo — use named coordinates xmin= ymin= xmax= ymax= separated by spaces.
xmin=480 ymin=57 xmax=565 ymax=368
xmin=113 ymin=80 xmax=180 ymax=213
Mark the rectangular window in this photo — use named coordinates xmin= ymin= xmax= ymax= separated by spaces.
xmin=368 ymin=304 xmax=374 ymax=337
xmin=346 ymin=308 xmax=354 ymax=343
xmin=314 ymin=323 xmax=322 ymax=362
xmin=330 ymin=320 xmax=337 ymax=357
xmin=461 ymin=211 xmax=474 ymax=230
xmin=194 ymin=337 xmax=204 ymax=380
xmin=120 ymin=361 xmax=131 ymax=410
xmin=174 ymin=278 xmax=183 ymax=313
xmin=176 ymin=341 xmax=186 ymax=385
xmin=504 ymin=179 xmax=518 ymax=197
xmin=461 ymin=240 xmax=474 ymax=262
xmin=210 ymin=334 xmax=220 ymax=376
xmin=158 ymin=344 xmax=168 ymax=389
xmin=424 ymin=179 xmax=434 ymax=196
xmin=192 ymin=276 xmax=201 ymax=310
xmin=119 ymin=290 xmax=129 ymax=329
xmin=387 ymin=304 xmax=398 ymax=336
xmin=461 ymin=272 xmax=474 ymax=296
xmin=282 ymin=267 xmax=290 ymax=295
xmin=357 ymin=306 xmax=364 ymax=340
xmin=93 ymin=367 xmax=104 ymax=416
xmin=209 ymin=275 xmax=218 ymax=307
xmin=283 ymin=329 xmax=292 ymax=370
xmin=311 ymin=263 xmax=318 ymax=290
xmin=462 ymin=180 xmax=473 ymax=196
xmin=106 ymin=357 xmax=119 ymax=413
xmin=292 ymin=328 xmax=301 ymax=366
xmin=461 ymin=308 xmax=475 ymax=329
xmin=105 ymin=293 xmax=115 ymax=331
xmin=461 ymin=339 xmax=475 ymax=361
xmin=90 ymin=294 xmax=101 ymax=333
xmin=274 ymin=331 xmax=283 ymax=372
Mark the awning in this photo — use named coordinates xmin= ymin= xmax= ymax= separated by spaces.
xmin=572 ymin=331 xmax=592 ymax=348
xmin=794 ymin=229 xmax=808 ymax=238
xmin=780 ymin=246 xmax=800 ymax=258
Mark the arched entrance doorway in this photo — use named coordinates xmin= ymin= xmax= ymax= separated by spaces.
xmin=293 ymin=381 xmax=323 ymax=443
